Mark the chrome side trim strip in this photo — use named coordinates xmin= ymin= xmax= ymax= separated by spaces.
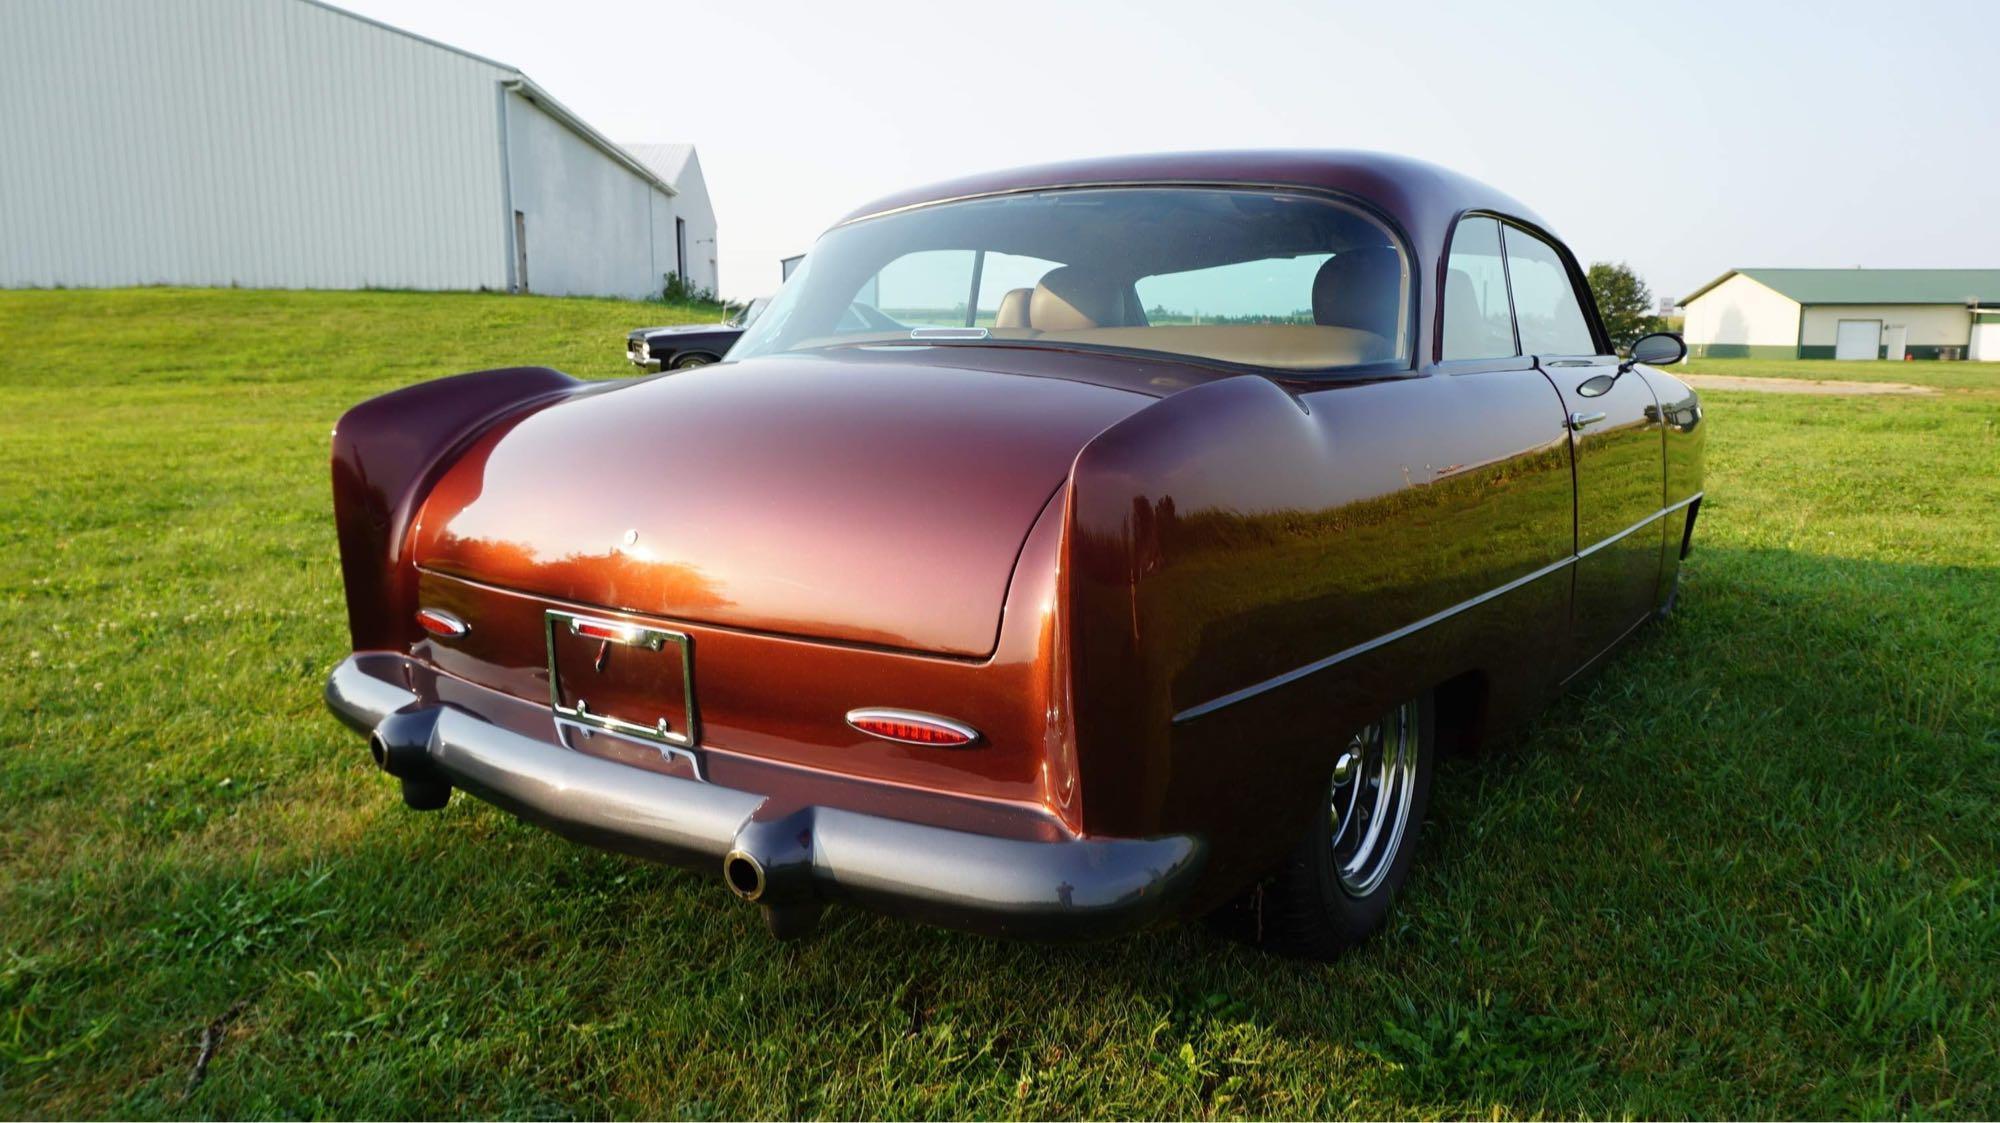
xmin=1577 ymin=491 xmax=1703 ymax=561
xmin=1172 ymin=491 xmax=1704 ymax=724
xmin=1172 ymin=553 xmax=1574 ymax=724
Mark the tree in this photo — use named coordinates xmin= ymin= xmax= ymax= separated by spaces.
xmin=1587 ymin=261 xmax=1667 ymax=351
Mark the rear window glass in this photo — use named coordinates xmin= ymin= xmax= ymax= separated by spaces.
xmin=732 ymin=188 xmax=1412 ymax=373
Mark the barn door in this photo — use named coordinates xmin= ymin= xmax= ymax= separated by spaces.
xmin=513 ymin=210 xmax=530 ymax=294
xmin=1834 ymin=319 xmax=1880 ymax=360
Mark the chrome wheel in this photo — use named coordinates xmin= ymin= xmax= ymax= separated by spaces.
xmin=1329 ymin=699 xmax=1421 ymax=897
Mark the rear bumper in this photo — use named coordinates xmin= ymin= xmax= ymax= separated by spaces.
xmin=325 ymin=653 xmax=1203 ymax=939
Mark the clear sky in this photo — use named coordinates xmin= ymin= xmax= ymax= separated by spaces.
xmin=337 ymin=0 xmax=1995 ymax=304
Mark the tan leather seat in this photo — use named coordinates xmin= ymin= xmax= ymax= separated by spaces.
xmin=1312 ymin=246 xmax=1404 ymax=352
xmin=1443 ymin=267 xmax=1511 ymax=358
xmin=1030 ymin=266 xmax=1141 ymax=331
xmin=1033 ymin=324 xmax=1388 ymax=369
xmin=993 ymin=287 xmax=1035 ymax=329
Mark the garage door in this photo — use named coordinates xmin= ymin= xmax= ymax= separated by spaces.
xmin=1834 ymin=319 xmax=1880 ymax=361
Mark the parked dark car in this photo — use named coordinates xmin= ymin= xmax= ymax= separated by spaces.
xmin=326 ymin=151 xmax=1701 ymax=957
xmin=625 ymin=298 xmax=768 ymax=370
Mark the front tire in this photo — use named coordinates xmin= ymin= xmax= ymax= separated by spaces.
xmin=1261 ymin=691 xmax=1435 ymax=959
xmin=670 ymin=352 xmax=717 ymax=370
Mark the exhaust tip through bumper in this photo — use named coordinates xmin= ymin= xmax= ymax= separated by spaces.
xmin=327 ymin=653 xmax=1205 ymax=942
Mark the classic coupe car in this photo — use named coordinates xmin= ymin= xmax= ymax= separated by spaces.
xmin=628 ymin=299 xmax=914 ymax=370
xmin=326 ymin=151 xmax=1702 ymax=957
xmin=624 ymin=297 xmax=767 ymax=370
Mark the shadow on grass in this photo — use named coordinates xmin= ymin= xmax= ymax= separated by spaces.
xmin=7 ymin=546 xmax=1997 ymax=1118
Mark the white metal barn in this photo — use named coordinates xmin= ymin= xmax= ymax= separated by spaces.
xmin=1680 ymin=269 xmax=2000 ymax=361
xmin=0 ymin=0 xmax=718 ymax=299
xmin=622 ymin=144 xmax=719 ymax=297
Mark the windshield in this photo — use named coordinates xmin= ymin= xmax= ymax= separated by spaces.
xmin=726 ymin=297 xmax=770 ymax=328
xmin=731 ymin=187 xmax=1411 ymax=372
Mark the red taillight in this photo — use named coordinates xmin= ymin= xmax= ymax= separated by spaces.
xmin=845 ymin=708 xmax=979 ymax=747
xmin=572 ymin=619 xmax=641 ymax=644
xmin=415 ymin=608 xmax=468 ymax=638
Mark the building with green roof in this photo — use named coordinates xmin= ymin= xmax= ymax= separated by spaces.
xmin=1679 ymin=269 xmax=2000 ymax=361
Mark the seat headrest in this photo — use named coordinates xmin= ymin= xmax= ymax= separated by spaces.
xmin=993 ymin=287 xmax=1035 ymax=329
xmin=1312 ymin=247 xmax=1404 ymax=340
xmin=1443 ymin=267 xmax=1509 ymax=358
xmin=1031 ymin=266 xmax=1134 ymax=332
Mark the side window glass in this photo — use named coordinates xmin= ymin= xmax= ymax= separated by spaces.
xmin=1440 ymin=217 xmax=1516 ymax=360
xmin=1503 ymin=227 xmax=1598 ymax=356
xmin=974 ymin=252 xmax=1063 ymax=326
xmin=857 ymin=250 xmax=977 ymax=327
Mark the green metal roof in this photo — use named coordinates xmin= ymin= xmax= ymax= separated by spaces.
xmin=1681 ymin=268 xmax=2000 ymax=307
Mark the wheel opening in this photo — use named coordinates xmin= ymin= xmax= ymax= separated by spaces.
xmin=1432 ymin=669 xmax=1489 ymax=756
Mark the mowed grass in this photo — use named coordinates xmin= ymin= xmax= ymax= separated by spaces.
xmin=1682 ymin=354 xmax=2000 ymax=391
xmin=2 ymin=289 xmax=1997 ymax=1118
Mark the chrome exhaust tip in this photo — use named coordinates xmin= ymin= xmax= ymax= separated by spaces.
xmin=722 ymin=850 xmax=766 ymax=901
xmin=725 ymin=809 xmax=824 ymax=940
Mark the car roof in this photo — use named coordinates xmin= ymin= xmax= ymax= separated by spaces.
xmin=834 ymin=150 xmax=1552 ymax=266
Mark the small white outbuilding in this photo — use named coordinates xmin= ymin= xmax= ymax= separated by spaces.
xmin=0 ymin=0 xmax=718 ymax=299
xmin=1680 ymin=269 xmax=2000 ymax=361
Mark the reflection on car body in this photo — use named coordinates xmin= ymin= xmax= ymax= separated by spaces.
xmin=326 ymin=151 xmax=1701 ymax=957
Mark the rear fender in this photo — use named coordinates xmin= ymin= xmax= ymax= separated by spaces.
xmin=1062 ymin=367 xmax=1577 ymax=897
xmin=331 ymin=367 xmax=582 ymax=651
xmin=1064 ymin=374 xmax=1344 ymax=868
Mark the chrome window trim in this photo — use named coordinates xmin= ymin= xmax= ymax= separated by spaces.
xmin=798 ymin=181 xmax=1422 ymax=379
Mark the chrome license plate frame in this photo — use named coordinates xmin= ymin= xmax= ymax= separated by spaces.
xmin=544 ymin=609 xmax=699 ymax=750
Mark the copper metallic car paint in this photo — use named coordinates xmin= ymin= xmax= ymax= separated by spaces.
xmin=406 ymin=486 xmax=1080 ymax=821
xmin=326 ymin=150 xmax=1704 ymax=933
xmin=331 ymin=365 xmax=580 ymax=651
xmin=410 ymin=349 xmax=1154 ymax=659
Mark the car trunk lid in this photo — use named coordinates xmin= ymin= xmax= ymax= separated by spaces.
xmin=411 ymin=349 xmax=1154 ymax=657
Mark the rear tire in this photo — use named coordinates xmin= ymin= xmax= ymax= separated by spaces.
xmin=1261 ymin=690 xmax=1435 ymax=959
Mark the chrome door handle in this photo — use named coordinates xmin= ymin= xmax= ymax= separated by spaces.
xmin=1568 ymin=410 xmax=1607 ymax=431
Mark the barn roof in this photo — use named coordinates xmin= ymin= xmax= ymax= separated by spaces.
xmin=1683 ymin=268 xmax=2000 ymax=307
xmin=622 ymin=144 xmax=699 ymax=189
xmin=302 ymin=0 xmax=678 ymax=197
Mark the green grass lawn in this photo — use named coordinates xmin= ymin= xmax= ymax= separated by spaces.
xmin=2 ymin=290 xmax=1997 ymax=1118
xmin=1682 ymin=354 xmax=2000 ymax=391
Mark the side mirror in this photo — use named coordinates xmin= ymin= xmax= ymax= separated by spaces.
xmin=1625 ymin=332 xmax=1686 ymax=368
xmin=1578 ymin=333 xmax=1687 ymax=397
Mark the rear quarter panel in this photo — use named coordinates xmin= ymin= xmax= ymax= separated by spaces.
xmin=331 ymin=366 xmax=581 ymax=650
xmin=1063 ymin=369 xmax=1578 ymax=897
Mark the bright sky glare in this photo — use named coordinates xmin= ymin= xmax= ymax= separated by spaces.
xmin=336 ymin=0 xmax=1995 ymax=305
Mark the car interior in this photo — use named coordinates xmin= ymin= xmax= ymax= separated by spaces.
xmin=751 ymin=188 xmax=1415 ymax=371
xmin=969 ymin=249 xmax=1403 ymax=369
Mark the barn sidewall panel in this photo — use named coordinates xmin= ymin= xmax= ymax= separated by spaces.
xmin=0 ymin=0 xmax=509 ymax=291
